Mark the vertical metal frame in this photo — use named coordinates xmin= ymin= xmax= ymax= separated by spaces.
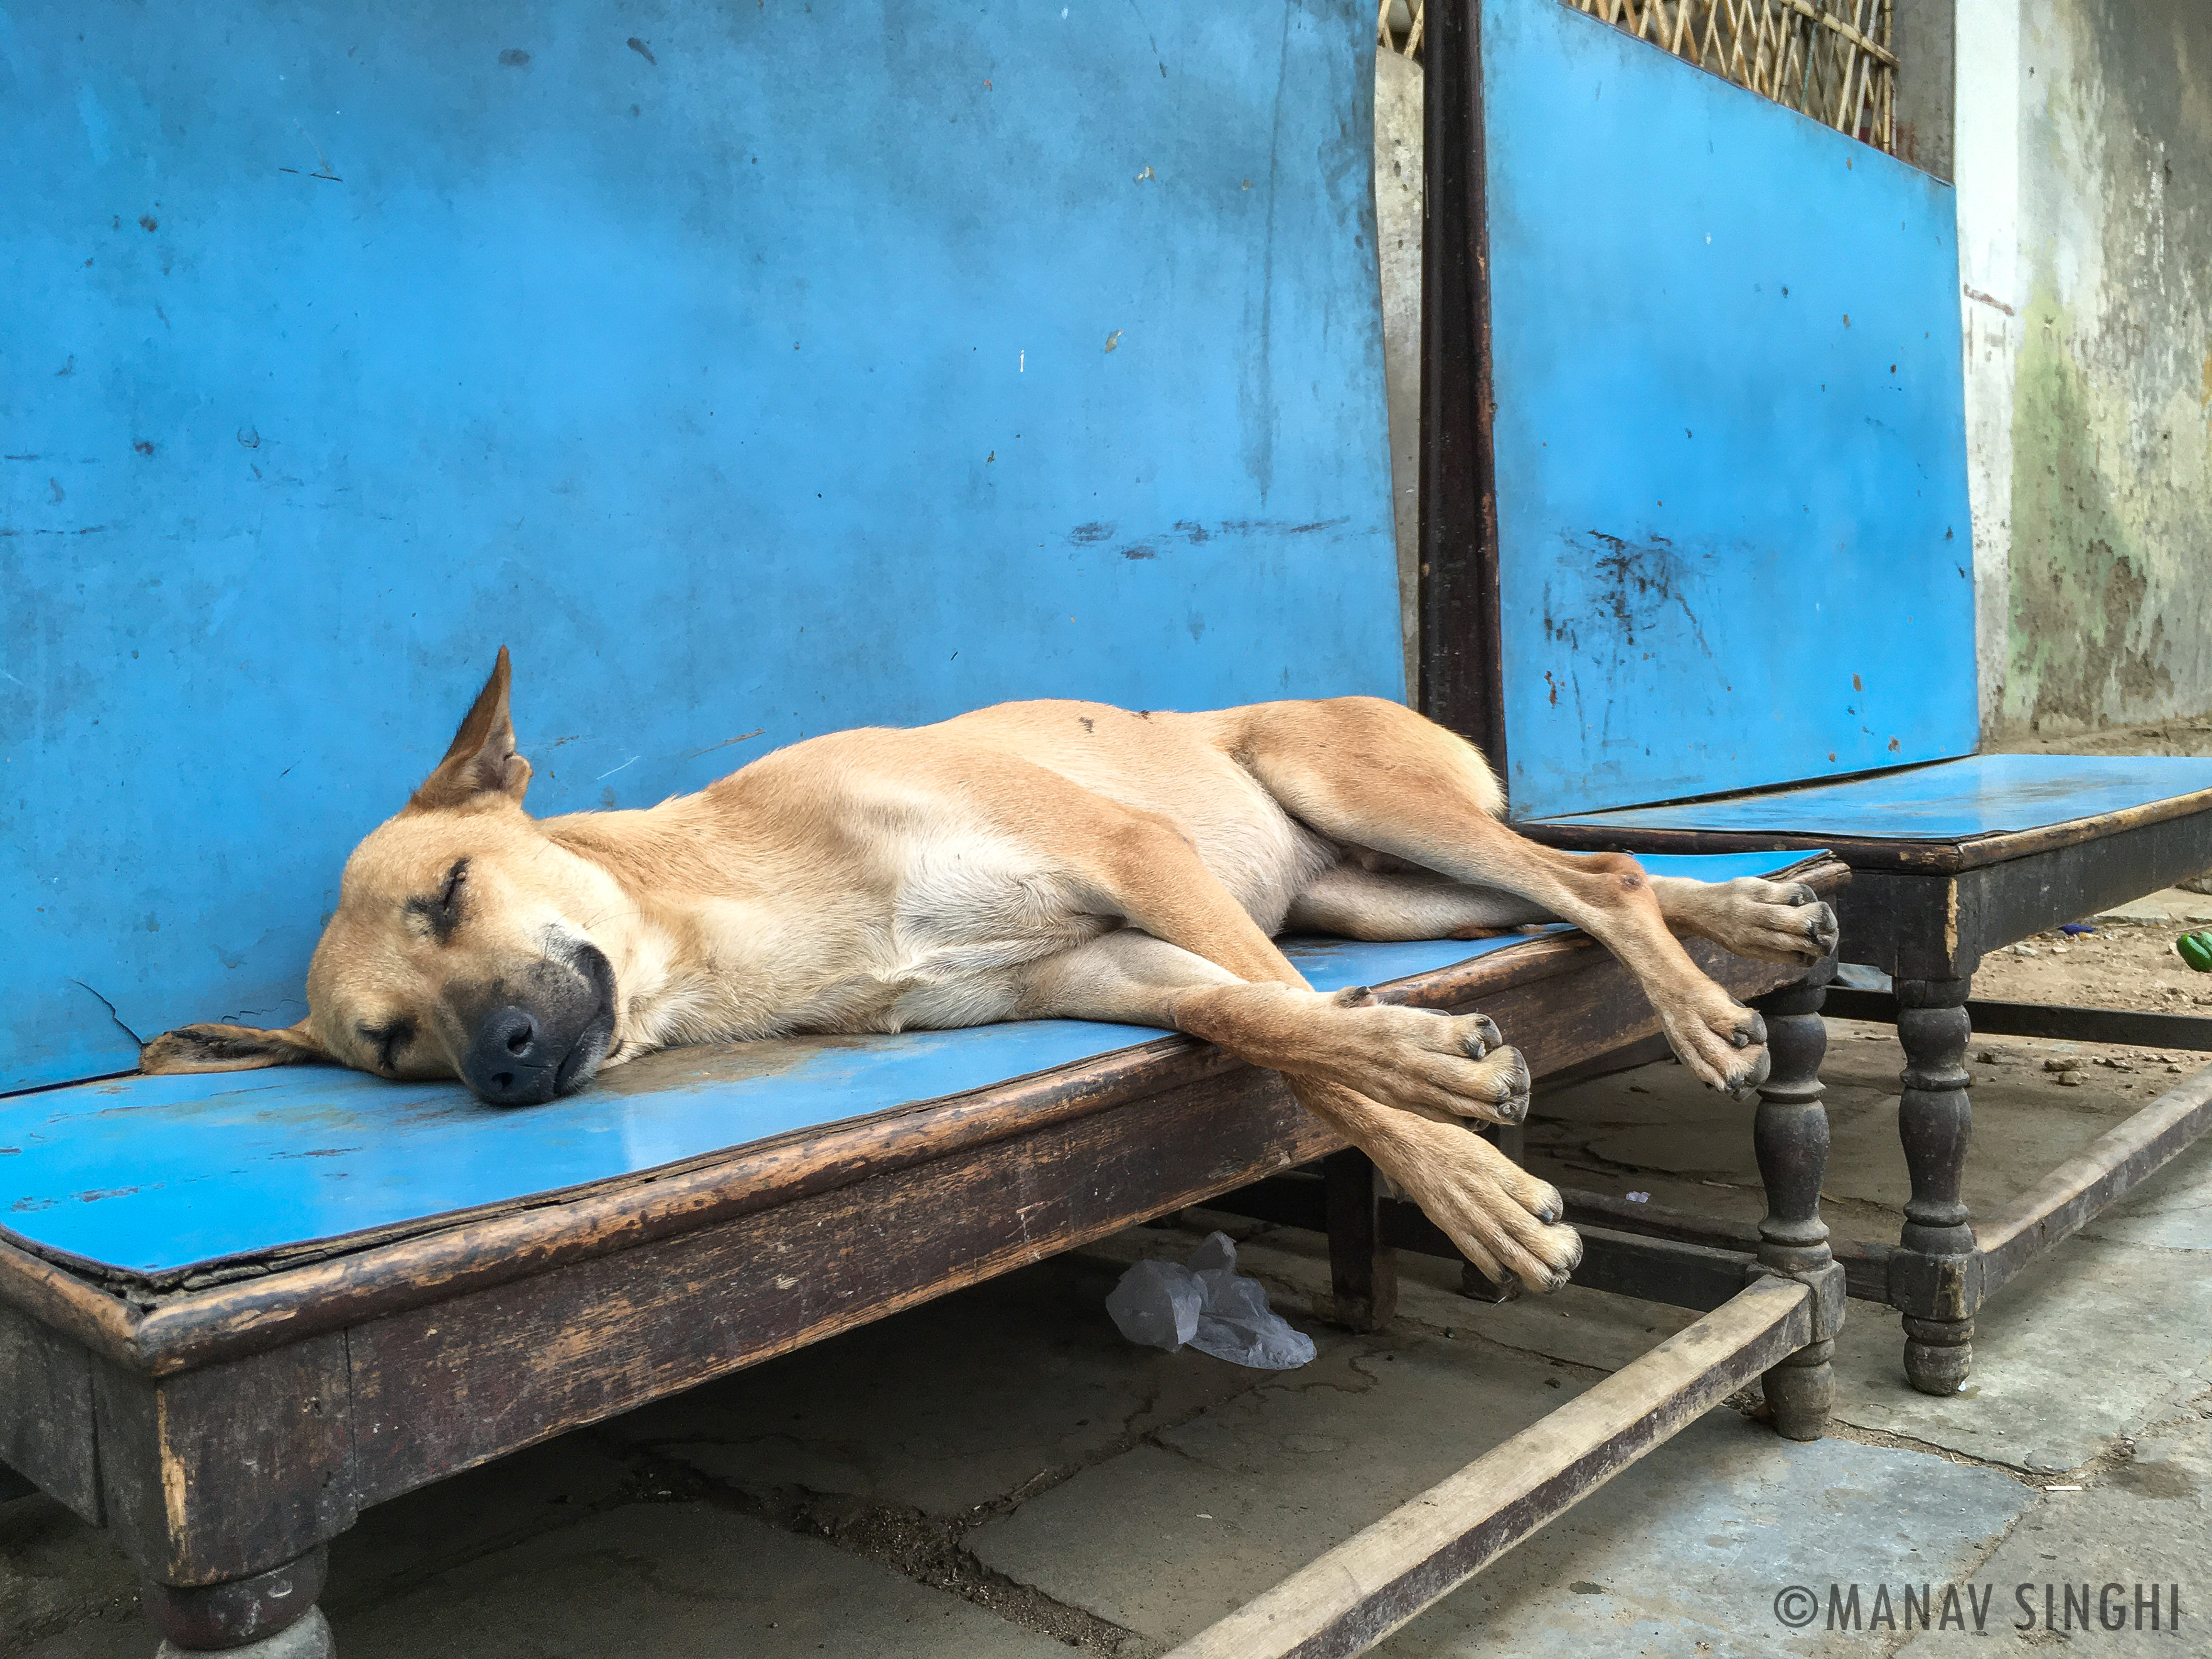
xmin=1416 ymin=0 xmax=1507 ymax=775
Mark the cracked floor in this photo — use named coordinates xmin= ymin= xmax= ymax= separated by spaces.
xmin=8 ymin=919 xmax=2212 ymax=1657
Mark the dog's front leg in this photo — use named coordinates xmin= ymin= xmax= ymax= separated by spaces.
xmin=1017 ymin=929 xmax=1531 ymax=1126
xmin=1012 ymin=929 xmax=1581 ymax=1289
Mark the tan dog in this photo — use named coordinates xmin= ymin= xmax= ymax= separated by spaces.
xmin=142 ymin=651 xmax=1835 ymax=1289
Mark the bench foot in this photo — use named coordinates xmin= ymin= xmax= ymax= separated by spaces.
xmin=156 ymin=1609 xmax=333 ymax=1659
xmin=1752 ymin=962 xmax=1839 ymax=1440
xmin=1323 ymin=1148 xmax=1398 ymax=1330
xmin=1763 ymin=1338 xmax=1834 ymax=1443
xmin=1901 ymin=1313 xmax=1974 ymax=1394
xmin=146 ymin=1549 xmax=331 ymax=1656
xmin=1896 ymin=973 xmax=1977 ymax=1395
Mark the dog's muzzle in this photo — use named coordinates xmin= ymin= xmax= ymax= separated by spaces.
xmin=459 ymin=943 xmax=617 ymax=1106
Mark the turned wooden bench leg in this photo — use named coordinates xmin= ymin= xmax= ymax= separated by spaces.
xmin=146 ymin=1549 xmax=334 ymax=1657
xmin=1751 ymin=961 xmax=1845 ymax=1441
xmin=1894 ymin=971 xmax=1979 ymax=1395
xmin=1324 ymin=1146 xmax=1399 ymax=1331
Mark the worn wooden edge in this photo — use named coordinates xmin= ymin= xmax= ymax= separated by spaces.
xmin=0 ymin=1234 xmax=141 ymax=1368
xmin=1977 ymin=1057 xmax=2212 ymax=1295
xmin=1163 ymin=1277 xmax=1814 ymax=1659
xmin=0 ymin=858 xmax=1847 ymax=1375
xmin=347 ymin=1079 xmax=1347 ymax=1514
xmin=1520 ymin=790 xmax=2212 ymax=875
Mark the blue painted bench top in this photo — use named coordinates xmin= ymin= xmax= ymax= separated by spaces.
xmin=1536 ymin=755 xmax=2212 ymax=844
xmin=0 ymin=851 xmax=1817 ymax=1278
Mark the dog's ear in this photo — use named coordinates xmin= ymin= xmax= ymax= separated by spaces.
xmin=411 ymin=646 xmax=533 ymax=810
xmin=140 ymin=1020 xmax=334 ymax=1075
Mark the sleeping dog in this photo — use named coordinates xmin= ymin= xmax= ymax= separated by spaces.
xmin=142 ymin=651 xmax=1835 ymax=1289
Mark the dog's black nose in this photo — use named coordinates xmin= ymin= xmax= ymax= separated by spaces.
xmin=464 ymin=1005 xmax=558 ymax=1105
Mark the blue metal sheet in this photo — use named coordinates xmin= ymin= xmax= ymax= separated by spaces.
xmin=1481 ymin=0 xmax=1978 ymax=820
xmin=0 ymin=850 xmax=1824 ymax=1274
xmin=0 ymin=0 xmax=1399 ymax=1092
xmin=1537 ymin=755 xmax=2212 ymax=843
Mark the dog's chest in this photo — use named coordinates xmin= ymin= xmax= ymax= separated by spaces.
xmin=646 ymin=829 xmax=1104 ymax=1039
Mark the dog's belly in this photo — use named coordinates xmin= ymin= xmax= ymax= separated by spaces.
xmin=829 ymin=811 xmax=1327 ymax=1035
xmin=939 ymin=702 xmax=1339 ymax=935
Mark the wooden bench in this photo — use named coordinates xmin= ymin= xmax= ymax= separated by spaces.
xmin=2 ymin=855 xmax=1843 ymax=1657
xmin=1527 ymin=759 xmax=2212 ymax=1394
xmin=1421 ymin=0 xmax=2212 ymax=1404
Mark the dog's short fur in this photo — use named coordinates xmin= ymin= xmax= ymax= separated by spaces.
xmin=144 ymin=652 xmax=1835 ymax=1289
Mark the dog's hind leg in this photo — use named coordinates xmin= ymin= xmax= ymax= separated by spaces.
xmin=1288 ymin=860 xmax=1837 ymax=966
xmin=1012 ymin=929 xmax=1579 ymax=1290
xmin=1220 ymin=698 xmax=1830 ymax=1094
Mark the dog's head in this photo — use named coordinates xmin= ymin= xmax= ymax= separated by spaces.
xmin=141 ymin=651 xmax=628 ymax=1104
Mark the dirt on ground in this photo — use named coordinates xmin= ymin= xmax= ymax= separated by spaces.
xmin=1972 ymin=905 xmax=2212 ymax=1015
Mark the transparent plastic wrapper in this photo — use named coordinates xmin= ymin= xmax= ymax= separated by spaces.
xmin=1104 ymin=1232 xmax=1316 ymax=1369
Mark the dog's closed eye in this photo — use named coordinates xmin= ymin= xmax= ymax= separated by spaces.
xmin=406 ymin=858 xmax=470 ymax=943
xmin=358 ymin=1016 xmax=417 ymax=1075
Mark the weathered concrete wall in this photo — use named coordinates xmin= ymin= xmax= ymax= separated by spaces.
xmin=1960 ymin=0 xmax=2212 ymax=741
xmin=1374 ymin=49 xmax=1424 ymax=699
xmin=1894 ymin=0 xmax=1958 ymax=181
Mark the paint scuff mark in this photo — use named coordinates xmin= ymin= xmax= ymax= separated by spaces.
xmin=679 ymin=728 xmax=765 ymax=762
xmin=1068 ymin=522 xmax=1116 ymax=544
xmin=627 ymin=36 xmax=657 ymax=64
xmin=1104 ymin=330 xmax=1123 ymax=353
xmin=1557 ymin=530 xmax=1715 ymax=660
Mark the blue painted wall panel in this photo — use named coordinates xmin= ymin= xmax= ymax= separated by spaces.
xmin=1482 ymin=0 xmax=1978 ymax=820
xmin=0 ymin=1 xmax=1401 ymax=1091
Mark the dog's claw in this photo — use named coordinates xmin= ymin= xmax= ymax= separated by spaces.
xmin=1724 ymin=1048 xmax=1773 ymax=1094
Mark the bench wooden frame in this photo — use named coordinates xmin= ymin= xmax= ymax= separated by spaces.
xmin=1 ymin=863 xmax=1844 ymax=1657
xmin=1526 ymin=798 xmax=2212 ymax=1394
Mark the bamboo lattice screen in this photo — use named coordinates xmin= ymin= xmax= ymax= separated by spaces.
xmin=1376 ymin=1 xmax=1898 ymax=156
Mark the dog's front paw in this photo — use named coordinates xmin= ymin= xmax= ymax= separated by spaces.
xmin=1372 ymin=1112 xmax=1580 ymax=1291
xmin=1327 ymin=1005 xmax=1531 ymax=1125
xmin=1661 ymin=994 xmax=1770 ymax=1095
xmin=1705 ymin=878 xmax=1837 ymax=965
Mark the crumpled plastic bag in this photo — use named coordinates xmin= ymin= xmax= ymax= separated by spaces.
xmin=1104 ymin=1231 xmax=1316 ymax=1368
